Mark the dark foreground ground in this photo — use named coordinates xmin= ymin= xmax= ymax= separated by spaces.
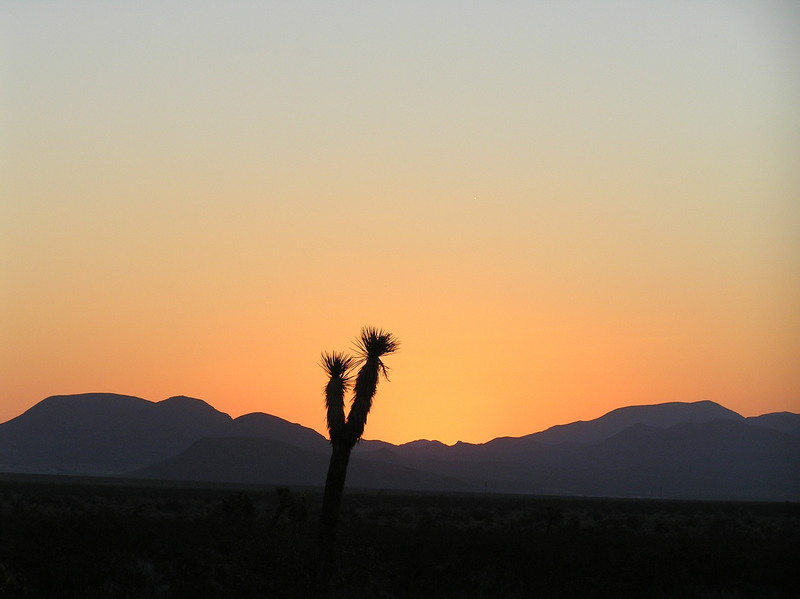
xmin=0 ymin=474 xmax=797 ymax=598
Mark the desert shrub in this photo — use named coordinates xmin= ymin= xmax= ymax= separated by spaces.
xmin=1 ymin=478 xmax=798 ymax=598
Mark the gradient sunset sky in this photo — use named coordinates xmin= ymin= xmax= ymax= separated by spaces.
xmin=2 ymin=1 xmax=798 ymax=445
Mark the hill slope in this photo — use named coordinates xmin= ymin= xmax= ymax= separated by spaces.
xmin=517 ymin=400 xmax=743 ymax=446
xmin=129 ymin=436 xmax=475 ymax=492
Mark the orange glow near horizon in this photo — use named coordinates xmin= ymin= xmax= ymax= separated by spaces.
xmin=1 ymin=3 xmax=798 ymax=444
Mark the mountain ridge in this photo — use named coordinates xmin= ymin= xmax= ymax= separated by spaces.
xmin=1 ymin=393 xmax=798 ymax=500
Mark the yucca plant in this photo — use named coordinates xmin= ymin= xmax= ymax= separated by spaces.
xmin=318 ymin=327 xmax=399 ymax=564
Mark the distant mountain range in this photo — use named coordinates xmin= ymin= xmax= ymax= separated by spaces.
xmin=1 ymin=393 xmax=798 ymax=501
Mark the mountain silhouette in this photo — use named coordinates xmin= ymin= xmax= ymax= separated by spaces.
xmin=1 ymin=393 xmax=797 ymax=500
xmin=128 ymin=436 xmax=474 ymax=492
xmin=0 ymin=394 xmax=232 ymax=474
xmin=529 ymin=419 xmax=800 ymax=499
xmin=746 ymin=412 xmax=800 ymax=438
xmin=228 ymin=412 xmax=330 ymax=453
xmin=507 ymin=400 xmax=744 ymax=447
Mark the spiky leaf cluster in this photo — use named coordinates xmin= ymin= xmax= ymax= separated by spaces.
xmin=353 ymin=326 xmax=400 ymax=363
xmin=320 ymin=327 xmax=399 ymax=445
xmin=321 ymin=351 xmax=355 ymax=437
xmin=348 ymin=327 xmax=399 ymax=439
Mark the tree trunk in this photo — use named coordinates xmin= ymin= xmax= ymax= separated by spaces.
xmin=318 ymin=437 xmax=353 ymax=564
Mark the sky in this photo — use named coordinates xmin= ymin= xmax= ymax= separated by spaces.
xmin=1 ymin=1 xmax=798 ymax=445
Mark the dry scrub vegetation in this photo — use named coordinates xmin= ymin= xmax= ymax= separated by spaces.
xmin=0 ymin=475 xmax=797 ymax=598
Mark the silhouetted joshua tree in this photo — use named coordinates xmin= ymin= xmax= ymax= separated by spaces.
xmin=318 ymin=327 xmax=399 ymax=563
